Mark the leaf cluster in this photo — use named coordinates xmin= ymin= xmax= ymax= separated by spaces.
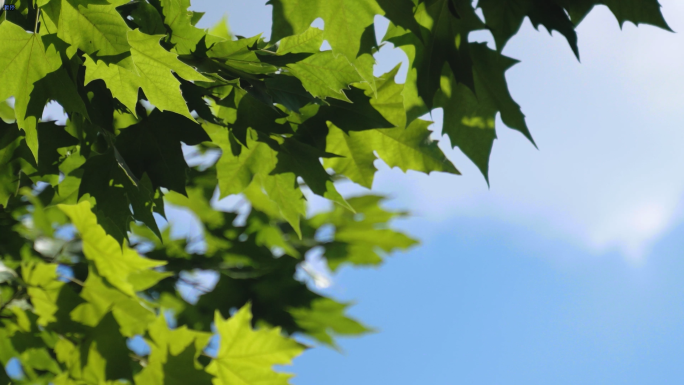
xmin=0 ymin=0 xmax=670 ymax=383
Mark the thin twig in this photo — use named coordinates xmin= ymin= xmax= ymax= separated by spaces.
xmin=61 ymin=274 xmax=85 ymax=287
xmin=14 ymin=170 xmax=22 ymax=195
xmin=178 ymin=277 xmax=210 ymax=294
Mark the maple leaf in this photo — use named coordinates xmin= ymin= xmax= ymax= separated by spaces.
xmin=286 ymin=50 xmax=363 ymax=101
xmin=289 ymin=298 xmax=371 ymax=348
xmin=264 ymin=75 xmax=317 ymax=113
xmin=206 ymin=304 xmax=305 ymax=385
xmin=270 ymin=0 xmax=382 ymax=62
xmin=479 ymin=0 xmax=579 ymax=58
xmin=413 ymin=0 xmax=485 ymax=108
xmin=436 ymin=43 xmax=533 ymax=183
xmin=326 ymin=120 xmax=460 ymax=188
xmin=276 ymin=26 xmax=324 ymax=54
xmin=556 ymin=0 xmax=672 ymax=29
xmin=324 ymin=67 xmax=459 ymax=188
xmin=134 ymin=315 xmax=213 ymax=385
xmin=115 ymin=108 xmax=210 ymax=195
xmin=158 ymin=0 xmax=208 ymax=54
xmin=310 ymin=195 xmax=418 ymax=270
xmin=204 ymin=124 xmax=278 ymax=198
xmin=58 ymin=201 xmax=167 ymax=297
xmin=44 ymin=0 xmax=131 ymax=56
xmin=79 ymin=147 xmax=162 ymax=242
xmin=204 ymin=123 xmax=305 ymax=236
xmin=84 ymin=29 xmax=211 ymax=119
xmin=0 ymin=22 xmax=86 ymax=160
xmin=272 ymin=138 xmax=353 ymax=212
xmin=70 ymin=270 xmax=161 ymax=337
xmin=126 ymin=1 xmax=167 ymax=35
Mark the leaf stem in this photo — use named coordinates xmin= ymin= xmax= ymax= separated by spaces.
xmin=62 ymin=274 xmax=85 ymax=287
xmin=34 ymin=8 xmax=40 ymax=33
xmin=14 ymin=170 xmax=22 ymax=195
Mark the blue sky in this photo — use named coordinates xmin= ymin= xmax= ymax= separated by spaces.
xmin=34 ymin=0 xmax=684 ymax=383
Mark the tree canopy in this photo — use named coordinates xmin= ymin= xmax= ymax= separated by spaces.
xmin=0 ymin=0 xmax=670 ymax=383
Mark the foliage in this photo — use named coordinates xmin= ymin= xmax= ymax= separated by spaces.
xmin=0 ymin=0 xmax=670 ymax=383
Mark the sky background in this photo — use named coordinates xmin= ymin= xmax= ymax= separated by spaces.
xmin=38 ymin=1 xmax=684 ymax=383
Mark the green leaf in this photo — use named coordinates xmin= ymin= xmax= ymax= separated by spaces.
xmin=85 ymin=29 xmax=211 ymax=119
xmin=0 ymin=366 xmax=9 ymax=385
xmin=209 ymin=15 xmax=231 ymax=40
xmin=0 ymin=121 xmax=24 ymax=207
xmin=17 ymin=122 xmax=79 ymax=179
xmin=525 ymin=0 xmax=580 ymax=59
xmin=55 ymin=313 xmax=133 ymax=383
xmin=412 ymin=0 xmax=485 ymax=108
xmin=165 ymin=187 xmax=225 ymax=230
xmin=58 ymin=201 xmax=167 ymax=296
xmin=270 ymin=0 xmax=382 ymax=63
xmin=435 ymin=43 xmax=533 ymax=182
xmin=0 ymin=22 xmax=86 ymax=160
xmin=245 ymin=211 xmax=300 ymax=257
xmin=189 ymin=10 xmax=204 ymax=26
xmin=312 ymin=86 xmax=395 ymax=133
xmin=204 ymin=124 xmax=306 ymax=235
xmin=325 ymin=67 xmax=458 ymax=188
xmin=276 ymin=27 xmax=323 ymax=54
xmin=478 ymin=0 xmax=670 ymax=55
xmin=70 ymin=269 xmax=162 ymax=337
xmin=51 ymin=0 xmax=131 ymax=56
xmin=129 ymin=1 xmax=167 ymax=35
xmin=556 ymin=0 xmax=672 ymax=30
xmin=79 ymin=147 xmax=162 ymax=242
xmin=326 ymin=119 xmax=459 ymax=188
xmin=135 ymin=315 xmax=213 ymax=385
xmin=83 ymin=55 xmax=140 ymax=115
xmin=0 ymin=101 xmax=15 ymax=122
xmin=207 ymin=35 xmax=277 ymax=75
xmin=264 ymin=75 xmax=318 ymax=113
xmin=80 ymin=313 xmax=134 ymax=383
xmin=116 ymin=109 xmax=210 ymax=194
xmin=273 ymin=138 xmax=353 ymax=211
xmin=310 ymin=195 xmax=417 ymax=270
xmin=436 ymin=73 xmax=496 ymax=182
xmin=324 ymin=126 xmax=378 ymax=188
xmin=469 ymin=43 xmax=534 ymax=145
xmin=375 ymin=0 xmax=423 ymax=39
xmin=370 ymin=119 xmax=460 ymax=177
xmin=231 ymin=93 xmax=292 ymax=145
xmin=289 ymin=298 xmax=371 ymax=348
xmin=19 ymin=347 xmax=61 ymax=375
xmin=257 ymin=174 xmax=306 ymax=238
xmin=206 ymin=304 xmax=305 ymax=385
xmin=205 ymin=124 xmax=278 ymax=198
xmin=286 ymin=51 xmax=363 ymax=101
xmin=382 ymin=22 xmax=429 ymax=122
xmin=128 ymin=28 xmax=212 ymax=114
xmin=158 ymin=0 xmax=208 ymax=54
xmin=22 ymin=262 xmax=64 ymax=326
